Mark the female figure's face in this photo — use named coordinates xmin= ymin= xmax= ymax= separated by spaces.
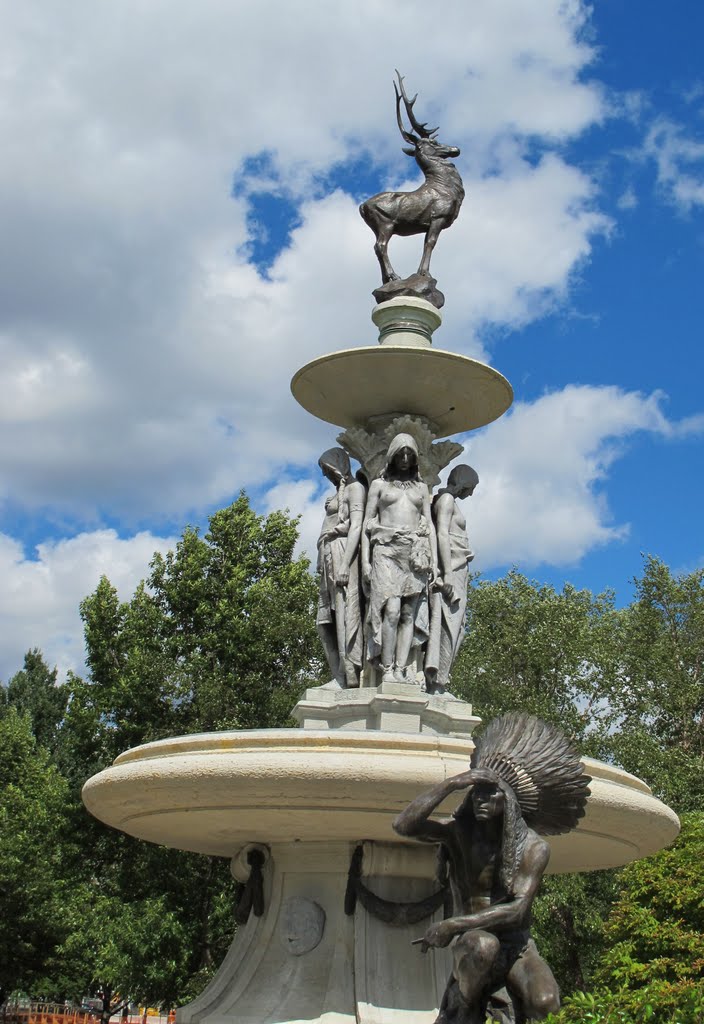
xmin=391 ymin=446 xmax=416 ymax=475
xmin=321 ymin=462 xmax=343 ymax=486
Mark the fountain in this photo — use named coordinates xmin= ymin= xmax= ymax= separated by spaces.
xmin=82 ymin=74 xmax=679 ymax=1024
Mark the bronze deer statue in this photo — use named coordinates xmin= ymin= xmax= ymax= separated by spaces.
xmin=360 ymin=72 xmax=465 ymax=291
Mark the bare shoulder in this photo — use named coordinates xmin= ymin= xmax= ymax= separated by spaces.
xmin=347 ymin=479 xmax=366 ymax=500
xmin=365 ymin=479 xmax=383 ymax=507
xmin=433 ymin=491 xmax=454 ymax=515
xmin=522 ymin=830 xmax=551 ymax=871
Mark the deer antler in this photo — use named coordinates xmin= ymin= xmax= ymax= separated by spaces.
xmin=394 ymin=70 xmax=439 ymax=141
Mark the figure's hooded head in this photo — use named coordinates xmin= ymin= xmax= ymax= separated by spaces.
xmin=318 ymin=447 xmax=351 ymax=484
xmin=383 ymin=432 xmax=420 ymax=480
xmin=448 ymin=463 xmax=479 ymax=498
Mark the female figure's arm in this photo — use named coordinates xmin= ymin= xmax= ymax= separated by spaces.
xmin=433 ymin=491 xmax=455 ymax=599
xmin=337 ymin=480 xmax=366 ymax=586
xmin=423 ymin=484 xmax=440 ymax=582
xmin=362 ymin=479 xmax=378 ymax=585
xmin=361 ymin=479 xmax=381 ymax=588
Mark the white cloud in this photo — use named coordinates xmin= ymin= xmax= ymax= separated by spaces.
xmin=643 ymin=117 xmax=704 ymax=211
xmin=617 ymin=186 xmax=638 ymax=211
xmin=438 ymin=154 xmax=611 ymax=338
xmin=462 ymin=385 xmax=701 ymax=567
xmin=0 ymin=0 xmax=608 ymax=526
xmin=262 ymin=477 xmax=324 ymax=569
xmin=3 ymin=384 xmax=701 ymax=683
xmin=259 ymin=385 xmax=704 ymax=575
xmin=0 ymin=530 xmax=174 ymax=683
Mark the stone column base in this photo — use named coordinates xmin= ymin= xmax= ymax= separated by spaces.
xmin=177 ymin=841 xmax=450 ymax=1024
xmin=291 ymin=681 xmax=481 ymax=738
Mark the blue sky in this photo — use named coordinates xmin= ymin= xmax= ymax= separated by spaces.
xmin=1 ymin=0 xmax=703 ymax=681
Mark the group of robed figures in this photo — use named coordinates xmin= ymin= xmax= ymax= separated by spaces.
xmin=316 ymin=431 xmax=478 ymax=693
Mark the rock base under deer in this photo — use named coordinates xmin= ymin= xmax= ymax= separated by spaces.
xmin=373 ymin=272 xmax=445 ymax=309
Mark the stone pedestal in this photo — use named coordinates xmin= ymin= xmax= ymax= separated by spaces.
xmin=178 ymin=841 xmax=451 ymax=1024
xmin=293 ymin=681 xmax=481 ymax=738
xmin=372 ymin=297 xmax=442 ymax=348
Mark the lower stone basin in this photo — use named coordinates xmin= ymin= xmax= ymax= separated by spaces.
xmin=82 ymin=728 xmax=679 ymax=873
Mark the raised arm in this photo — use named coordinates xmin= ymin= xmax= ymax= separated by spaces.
xmin=393 ymin=768 xmax=476 ymax=844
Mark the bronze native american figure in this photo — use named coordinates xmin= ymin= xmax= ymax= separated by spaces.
xmin=394 ymin=713 xmax=591 ymax=1024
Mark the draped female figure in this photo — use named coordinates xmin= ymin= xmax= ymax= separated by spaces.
xmin=316 ymin=448 xmax=366 ymax=688
xmin=362 ymin=433 xmax=438 ymax=684
xmin=425 ymin=464 xmax=477 ymax=694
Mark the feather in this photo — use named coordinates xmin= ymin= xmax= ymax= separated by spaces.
xmin=471 ymin=712 xmax=591 ymax=835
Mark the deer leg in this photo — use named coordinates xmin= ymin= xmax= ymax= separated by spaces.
xmin=374 ymin=222 xmax=399 ymax=283
xmin=418 ymin=218 xmax=444 ymax=277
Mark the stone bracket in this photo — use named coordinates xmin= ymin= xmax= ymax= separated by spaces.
xmin=232 ymin=845 xmax=269 ymax=924
xmin=337 ymin=412 xmax=463 ymax=489
xmin=345 ymin=843 xmax=450 ymax=925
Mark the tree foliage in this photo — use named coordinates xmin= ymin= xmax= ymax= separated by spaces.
xmin=57 ymin=841 xmax=238 ymax=1019
xmin=2 ymin=525 xmax=703 ymax=1014
xmin=606 ymin=556 xmax=704 ymax=811
xmin=549 ymin=814 xmax=704 ymax=1023
xmin=73 ymin=494 xmax=322 ymax=766
xmin=0 ymin=709 xmax=75 ymax=1002
xmin=452 ymin=571 xmax=621 ymax=756
xmin=2 ymin=650 xmax=68 ymax=753
xmin=532 ymin=870 xmax=620 ymax=996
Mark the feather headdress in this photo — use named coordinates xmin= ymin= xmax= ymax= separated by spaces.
xmin=470 ymin=712 xmax=591 ymax=835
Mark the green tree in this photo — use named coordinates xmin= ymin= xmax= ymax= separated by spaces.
xmin=549 ymin=814 xmax=704 ymax=1023
xmin=607 ymin=556 xmax=704 ymax=812
xmin=2 ymin=649 xmax=68 ymax=752
xmin=532 ymin=871 xmax=620 ymax=995
xmin=56 ymin=495 xmax=322 ymax=1009
xmin=0 ymin=708 xmax=75 ymax=1002
xmin=71 ymin=494 xmax=322 ymax=764
xmin=56 ymin=840 xmax=238 ymax=1021
xmin=452 ymin=571 xmax=622 ymax=752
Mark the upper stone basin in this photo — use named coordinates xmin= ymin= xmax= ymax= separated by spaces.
xmin=82 ymin=728 xmax=679 ymax=874
xmin=290 ymin=346 xmax=513 ymax=435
